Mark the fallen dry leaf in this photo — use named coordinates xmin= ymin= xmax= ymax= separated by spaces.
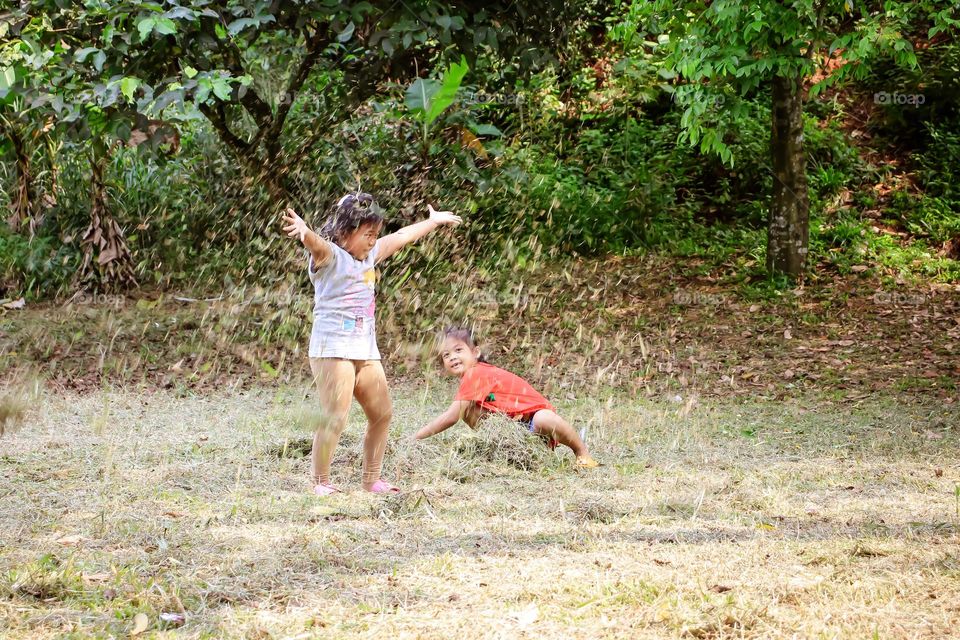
xmin=159 ymin=612 xmax=185 ymax=625
xmin=513 ymin=604 xmax=539 ymax=628
xmin=131 ymin=612 xmax=149 ymax=636
xmin=1 ymin=298 xmax=26 ymax=310
xmin=787 ymin=572 xmax=825 ymax=590
xmin=81 ymin=572 xmax=112 ymax=583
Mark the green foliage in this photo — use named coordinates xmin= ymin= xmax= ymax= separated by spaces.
xmin=811 ymin=196 xmax=960 ymax=283
xmin=441 ymin=115 xmax=677 ymax=255
xmin=0 ymin=223 xmax=77 ymax=298
xmin=1 ymin=1 xmax=959 ymax=301
xmin=405 ymin=56 xmax=469 ymax=151
xmin=633 ymin=0 xmax=954 ymax=165
xmin=915 ymin=116 xmax=960 ymax=204
xmin=405 ymin=56 xmax=470 ymax=127
xmin=909 ymin=118 xmax=960 ymax=244
xmin=890 ymin=192 xmax=960 ymax=246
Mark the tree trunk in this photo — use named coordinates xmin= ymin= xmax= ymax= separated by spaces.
xmin=78 ymin=145 xmax=137 ymax=292
xmin=256 ymin=155 xmax=292 ymax=204
xmin=767 ymin=72 xmax=809 ymax=277
xmin=197 ymin=102 xmax=292 ymax=205
xmin=3 ymin=123 xmax=37 ymax=236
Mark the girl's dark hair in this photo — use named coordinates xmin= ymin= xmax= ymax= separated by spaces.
xmin=439 ymin=326 xmax=488 ymax=364
xmin=319 ymin=192 xmax=384 ymax=244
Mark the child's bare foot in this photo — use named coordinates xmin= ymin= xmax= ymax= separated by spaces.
xmin=576 ymin=455 xmax=600 ymax=469
xmin=365 ymin=479 xmax=401 ymax=494
xmin=313 ymin=482 xmax=341 ymax=496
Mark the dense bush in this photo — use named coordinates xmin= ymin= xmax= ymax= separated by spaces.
xmin=909 ymin=117 xmax=960 ymax=245
xmin=0 ymin=224 xmax=76 ymax=298
xmin=2 ymin=35 xmax=959 ymax=298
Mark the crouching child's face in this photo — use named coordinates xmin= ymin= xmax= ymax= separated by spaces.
xmin=439 ymin=336 xmax=481 ymax=377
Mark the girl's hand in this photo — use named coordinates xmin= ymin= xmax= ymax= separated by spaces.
xmin=281 ymin=207 xmax=309 ymax=242
xmin=427 ymin=204 xmax=463 ymax=227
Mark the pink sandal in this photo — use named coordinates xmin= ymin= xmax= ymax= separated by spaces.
xmin=366 ymin=479 xmax=401 ymax=494
xmin=313 ymin=483 xmax=341 ymax=496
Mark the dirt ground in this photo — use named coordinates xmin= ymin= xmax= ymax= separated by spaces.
xmin=1 ymin=386 xmax=958 ymax=639
xmin=1 ymin=255 xmax=958 ymax=637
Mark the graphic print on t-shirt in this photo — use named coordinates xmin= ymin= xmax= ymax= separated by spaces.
xmin=338 ymin=265 xmax=377 ymax=335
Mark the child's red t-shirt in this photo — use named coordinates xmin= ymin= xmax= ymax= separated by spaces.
xmin=454 ymin=363 xmax=554 ymax=418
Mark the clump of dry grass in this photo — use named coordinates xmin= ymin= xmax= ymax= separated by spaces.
xmin=3 ymin=555 xmax=84 ymax=602
xmin=266 ymin=436 xmax=313 ymax=459
xmin=570 ymin=498 xmax=624 ymax=524
xmin=448 ymin=414 xmax=556 ymax=471
xmin=388 ymin=413 xmax=558 ymax=485
xmin=372 ymin=488 xmax=436 ymax=519
xmin=0 ymin=380 xmax=38 ymax=437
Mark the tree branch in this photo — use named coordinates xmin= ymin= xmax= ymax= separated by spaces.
xmin=212 ymin=31 xmax=275 ymax=130
xmin=342 ymin=47 xmax=418 ymax=108
xmin=803 ymin=0 xmax=828 ymax=60
xmin=199 ymin=101 xmax=252 ymax=156
xmin=266 ymin=24 xmax=332 ymax=143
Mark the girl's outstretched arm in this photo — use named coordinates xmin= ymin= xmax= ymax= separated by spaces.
xmin=282 ymin=207 xmax=333 ymax=267
xmin=414 ymin=400 xmax=473 ymax=439
xmin=376 ymin=204 xmax=462 ymax=264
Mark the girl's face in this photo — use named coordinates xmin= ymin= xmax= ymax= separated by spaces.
xmin=440 ymin=337 xmax=481 ymax=376
xmin=341 ymin=222 xmax=381 ymax=260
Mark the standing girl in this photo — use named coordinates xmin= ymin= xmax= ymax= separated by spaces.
xmin=282 ymin=193 xmax=462 ymax=495
xmin=415 ymin=327 xmax=599 ymax=468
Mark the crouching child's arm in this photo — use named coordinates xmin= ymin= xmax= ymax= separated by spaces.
xmin=415 ymin=400 xmax=474 ymax=440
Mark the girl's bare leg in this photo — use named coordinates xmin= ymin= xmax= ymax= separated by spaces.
xmin=309 ymin=358 xmax=356 ymax=486
xmin=352 ymin=360 xmax=393 ymax=489
xmin=531 ymin=409 xmax=591 ymax=459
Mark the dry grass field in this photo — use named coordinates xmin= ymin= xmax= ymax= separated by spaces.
xmin=1 ymin=385 xmax=958 ymax=639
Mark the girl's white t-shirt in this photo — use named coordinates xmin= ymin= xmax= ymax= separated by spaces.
xmin=307 ymin=239 xmax=380 ymax=360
